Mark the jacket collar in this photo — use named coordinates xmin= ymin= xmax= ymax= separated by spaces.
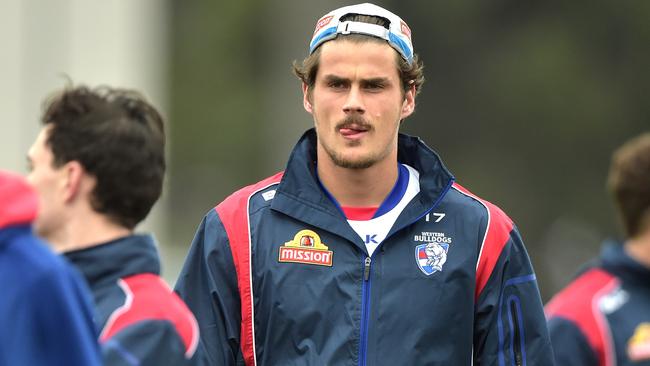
xmin=64 ymin=234 xmax=160 ymax=287
xmin=600 ymin=240 xmax=650 ymax=286
xmin=270 ymin=128 xmax=454 ymax=249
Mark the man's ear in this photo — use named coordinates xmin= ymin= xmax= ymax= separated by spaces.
xmin=62 ymin=161 xmax=90 ymax=203
xmin=400 ymin=84 xmax=416 ymax=119
xmin=302 ymin=83 xmax=313 ymax=114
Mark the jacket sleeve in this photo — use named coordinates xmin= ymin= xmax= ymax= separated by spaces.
xmin=11 ymin=264 xmax=102 ymax=366
xmin=175 ymin=210 xmax=244 ymax=366
xmin=102 ymin=320 xmax=194 ymax=366
xmin=473 ymin=226 xmax=555 ymax=366
xmin=547 ymin=316 xmax=598 ymax=366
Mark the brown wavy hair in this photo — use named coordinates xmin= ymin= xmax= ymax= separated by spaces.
xmin=607 ymin=133 xmax=650 ymax=238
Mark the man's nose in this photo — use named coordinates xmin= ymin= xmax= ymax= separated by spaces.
xmin=342 ymin=86 xmax=365 ymax=114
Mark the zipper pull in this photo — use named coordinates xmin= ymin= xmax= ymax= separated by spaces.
xmin=364 ymin=257 xmax=372 ymax=281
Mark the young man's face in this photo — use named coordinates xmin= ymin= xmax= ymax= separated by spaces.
xmin=303 ymin=39 xmax=415 ymax=169
xmin=26 ymin=126 xmax=67 ymax=241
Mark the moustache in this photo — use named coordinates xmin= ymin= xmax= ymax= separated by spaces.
xmin=336 ymin=115 xmax=372 ymax=130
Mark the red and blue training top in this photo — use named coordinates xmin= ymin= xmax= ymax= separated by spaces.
xmin=546 ymin=242 xmax=650 ymax=366
xmin=176 ymin=128 xmax=553 ymax=365
xmin=65 ymin=234 xmax=200 ymax=365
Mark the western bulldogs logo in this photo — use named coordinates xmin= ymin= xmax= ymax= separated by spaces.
xmin=415 ymin=242 xmax=449 ymax=275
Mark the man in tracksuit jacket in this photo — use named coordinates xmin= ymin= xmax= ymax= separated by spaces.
xmin=0 ymin=170 xmax=101 ymax=366
xmin=546 ymin=133 xmax=650 ymax=366
xmin=175 ymin=3 xmax=554 ymax=365
xmin=26 ymin=85 xmax=199 ymax=365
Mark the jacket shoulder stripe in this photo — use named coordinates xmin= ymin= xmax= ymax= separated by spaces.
xmin=545 ymin=268 xmax=617 ymax=366
xmin=99 ymin=274 xmax=200 ymax=358
xmin=215 ymin=171 xmax=284 ymax=366
xmin=451 ymin=183 xmax=514 ymax=300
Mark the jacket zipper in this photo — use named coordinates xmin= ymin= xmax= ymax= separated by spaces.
xmin=510 ymin=300 xmax=523 ymax=366
xmin=363 ymin=256 xmax=371 ymax=281
xmin=357 ymin=178 xmax=454 ymax=366
xmin=359 ymin=256 xmax=372 ymax=366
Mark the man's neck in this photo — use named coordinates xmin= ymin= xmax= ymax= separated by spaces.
xmin=48 ymin=213 xmax=132 ymax=253
xmin=317 ymin=155 xmax=399 ymax=208
xmin=624 ymin=230 xmax=650 ymax=268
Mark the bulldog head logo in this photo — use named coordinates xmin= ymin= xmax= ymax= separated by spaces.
xmin=415 ymin=242 xmax=449 ymax=275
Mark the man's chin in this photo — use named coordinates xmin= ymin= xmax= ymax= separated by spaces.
xmin=331 ymin=155 xmax=376 ymax=170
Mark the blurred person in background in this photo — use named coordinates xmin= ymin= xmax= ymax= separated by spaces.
xmin=26 ymin=85 xmax=199 ymax=365
xmin=546 ymin=132 xmax=650 ymax=365
xmin=175 ymin=3 xmax=553 ymax=365
xmin=0 ymin=170 xmax=100 ymax=366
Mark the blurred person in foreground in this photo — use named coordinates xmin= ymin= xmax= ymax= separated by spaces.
xmin=546 ymin=133 xmax=650 ymax=365
xmin=26 ymin=85 xmax=199 ymax=365
xmin=0 ymin=170 xmax=101 ymax=365
xmin=175 ymin=3 xmax=554 ymax=365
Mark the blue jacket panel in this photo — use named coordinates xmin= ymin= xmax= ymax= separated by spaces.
xmin=65 ymin=234 xmax=200 ymax=365
xmin=546 ymin=242 xmax=650 ymax=366
xmin=176 ymin=129 xmax=553 ymax=365
xmin=0 ymin=225 xmax=101 ymax=366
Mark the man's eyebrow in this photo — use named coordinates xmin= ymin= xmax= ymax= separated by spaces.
xmin=362 ymin=77 xmax=391 ymax=85
xmin=322 ymin=75 xmax=391 ymax=84
xmin=322 ymin=74 xmax=350 ymax=83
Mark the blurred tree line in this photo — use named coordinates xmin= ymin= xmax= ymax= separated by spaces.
xmin=168 ymin=0 xmax=649 ymax=299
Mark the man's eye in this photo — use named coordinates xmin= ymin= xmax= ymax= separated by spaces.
xmin=365 ymin=83 xmax=384 ymax=90
xmin=328 ymin=82 xmax=347 ymax=89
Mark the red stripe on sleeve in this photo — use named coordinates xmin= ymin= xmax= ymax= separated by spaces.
xmin=216 ymin=172 xmax=283 ymax=366
xmin=545 ymin=269 xmax=617 ymax=366
xmin=452 ymin=183 xmax=514 ymax=300
xmin=99 ymin=274 xmax=200 ymax=358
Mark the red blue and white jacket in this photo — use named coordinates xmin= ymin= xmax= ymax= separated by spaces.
xmin=65 ymin=234 xmax=200 ymax=365
xmin=175 ymin=128 xmax=553 ymax=365
xmin=546 ymin=242 xmax=650 ymax=366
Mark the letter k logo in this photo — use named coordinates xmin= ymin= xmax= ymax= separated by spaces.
xmin=365 ymin=234 xmax=378 ymax=244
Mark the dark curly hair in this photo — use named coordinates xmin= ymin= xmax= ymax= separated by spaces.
xmin=41 ymin=85 xmax=165 ymax=229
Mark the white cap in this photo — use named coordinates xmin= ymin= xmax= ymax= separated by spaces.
xmin=309 ymin=3 xmax=414 ymax=64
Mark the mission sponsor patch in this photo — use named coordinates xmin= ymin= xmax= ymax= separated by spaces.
xmin=279 ymin=229 xmax=333 ymax=267
xmin=628 ymin=323 xmax=650 ymax=361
